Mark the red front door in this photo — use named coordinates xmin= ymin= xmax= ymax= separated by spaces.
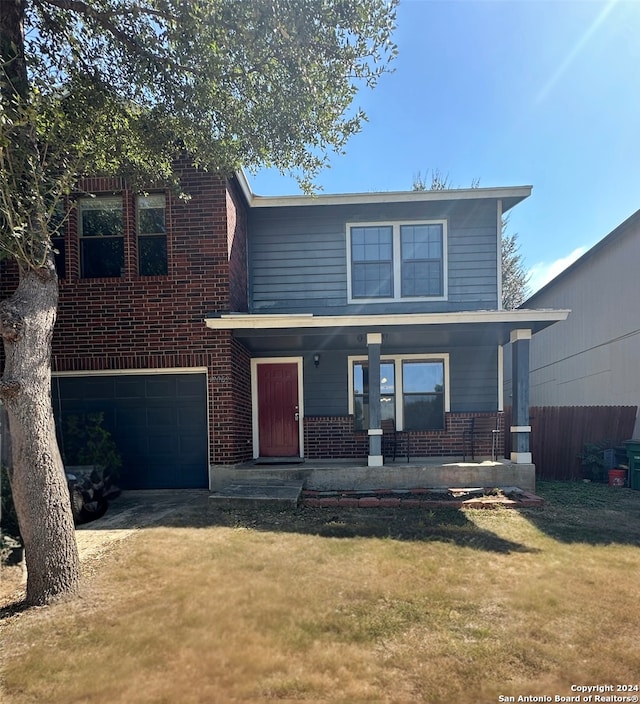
xmin=257 ymin=363 xmax=300 ymax=457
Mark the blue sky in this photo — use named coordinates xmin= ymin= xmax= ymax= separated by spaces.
xmin=250 ymin=0 xmax=640 ymax=295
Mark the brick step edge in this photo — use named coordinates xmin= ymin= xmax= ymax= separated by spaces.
xmin=302 ymin=492 xmax=543 ymax=510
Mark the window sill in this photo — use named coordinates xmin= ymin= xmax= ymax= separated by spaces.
xmin=348 ymin=295 xmax=448 ymax=304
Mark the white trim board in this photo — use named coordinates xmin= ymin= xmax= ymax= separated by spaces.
xmin=52 ymin=367 xmax=208 ymax=377
xmin=206 ymin=309 xmax=570 ymax=330
xmin=347 ymin=353 xmax=451 ymax=431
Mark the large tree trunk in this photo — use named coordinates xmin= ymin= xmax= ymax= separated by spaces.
xmin=1 ymin=0 xmax=80 ymax=606
xmin=0 ymin=268 xmax=80 ymax=605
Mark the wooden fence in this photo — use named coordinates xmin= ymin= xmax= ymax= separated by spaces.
xmin=504 ymin=406 xmax=638 ymax=480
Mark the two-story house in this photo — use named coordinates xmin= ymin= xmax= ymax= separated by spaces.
xmin=2 ymin=166 xmax=568 ymax=492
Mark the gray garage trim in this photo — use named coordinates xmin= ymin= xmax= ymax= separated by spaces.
xmin=52 ymin=370 xmax=209 ymax=489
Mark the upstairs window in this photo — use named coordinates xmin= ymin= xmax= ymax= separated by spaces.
xmin=350 ymin=226 xmax=393 ymax=298
xmin=347 ymin=221 xmax=446 ymax=302
xmin=137 ymin=194 xmax=167 ymax=276
xmin=79 ymin=197 xmax=124 ymax=278
xmin=400 ymin=224 xmax=443 ymax=297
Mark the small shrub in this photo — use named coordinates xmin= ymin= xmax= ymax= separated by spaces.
xmin=578 ymin=439 xmax=613 ymax=482
xmin=61 ymin=412 xmax=122 ymax=480
xmin=60 ymin=413 xmax=122 ymax=524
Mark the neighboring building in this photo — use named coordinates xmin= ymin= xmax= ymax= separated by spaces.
xmin=515 ymin=209 xmax=640 ymax=437
xmin=1 ymin=166 xmax=568 ymax=489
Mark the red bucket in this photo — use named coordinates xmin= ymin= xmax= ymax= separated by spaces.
xmin=608 ymin=469 xmax=626 ymax=487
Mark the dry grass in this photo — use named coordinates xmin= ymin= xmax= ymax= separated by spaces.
xmin=2 ymin=481 xmax=640 ymax=703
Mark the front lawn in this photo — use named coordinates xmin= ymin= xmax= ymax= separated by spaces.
xmin=2 ymin=481 xmax=640 ymax=703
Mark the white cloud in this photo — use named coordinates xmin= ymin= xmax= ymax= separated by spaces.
xmin=527 ymin=246 xmax=589 ymax=295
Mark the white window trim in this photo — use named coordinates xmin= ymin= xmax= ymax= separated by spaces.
xmin=137 ymin=194 xmax=166 ymax=235
xmin=346 ymin=220 xmax=448 ymax=304
xmin=347 ymin=353 xmax=450 ymax=430
xmin=78 ymin=196 xmax=124 ymax=233
xmin=78 ymin=195 xmax=125 ymax=278
xmin=136 ymin=193 xmax=168 ymax=276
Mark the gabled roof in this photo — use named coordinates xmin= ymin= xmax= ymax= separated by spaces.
xmin=235 ymin=170 xmax=532 ymax=213
xmin=524 ymin=208 xmax=640 ymax=305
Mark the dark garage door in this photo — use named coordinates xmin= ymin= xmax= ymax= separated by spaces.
xmin=53 ymin=373 xmax=208 ymax=489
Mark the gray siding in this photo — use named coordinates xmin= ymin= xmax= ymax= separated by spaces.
xmin=250 ymin=216 xmax=347 ymax=312
xmin=303 ymin=351 xmax=349 ymax=415
xmin=509 ymin=211 xmax=640 ymax=435
xmin=247 ymin=199 xmax=499 ymax=315
xmin=449 ymin=346 xmax=499 ymax=411
xmin=252 ymin=346 xmax=498 ymax=417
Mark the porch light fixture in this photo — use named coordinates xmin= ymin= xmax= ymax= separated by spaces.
xmin=313 ymin=353 xmax=320 ymax=368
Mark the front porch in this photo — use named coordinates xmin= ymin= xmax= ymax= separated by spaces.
xmin=205 ymin=310 xmax=569 ymax=470
xmin=209 ymin=456 xmax=536 ymax=495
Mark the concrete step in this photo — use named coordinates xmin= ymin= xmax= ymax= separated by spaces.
xmin=210 ymin=466 xmax=312 ymax=492
xmin=209 ymin=480 xmax=304 ymax=507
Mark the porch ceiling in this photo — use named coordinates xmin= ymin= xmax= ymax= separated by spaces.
xmin=205 ymin=309 xmax=569 ymax=354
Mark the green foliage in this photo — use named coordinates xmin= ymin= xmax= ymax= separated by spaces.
xmin=578 ymin=439 xmax=614 ymax=482
xmin=1 ymin=0 xmax=398 ymax=269
xmin=501 ymin=217 xmax=531 ymax=309
xmin=61 ymin=413 xmax=122 ymax=479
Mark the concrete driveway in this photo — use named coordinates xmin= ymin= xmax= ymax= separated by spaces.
xmin=75 ymin=489 xmax=209 ymax=560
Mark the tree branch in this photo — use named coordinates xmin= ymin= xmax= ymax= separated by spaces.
xmin=36 ymin=0 xmax=173 ymax=24
xmin=34 ymin=0 xmax=176 ymax=69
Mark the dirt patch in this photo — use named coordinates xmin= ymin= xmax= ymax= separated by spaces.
xmin=0 ymin=564 xmax=25 ymax=604
xmin=303 ymin=486 xmax=543 ymax=509
xmin=0 ymin=490 xmax=209 ymax=607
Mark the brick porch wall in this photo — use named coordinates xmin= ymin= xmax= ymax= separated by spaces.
xmin=304 ymin=416 xmax=369 ymax=459
xmin=304 ymin=412 xmax=505 ymax=460
xmin=409 ymin=412 xmax=504 ymax=459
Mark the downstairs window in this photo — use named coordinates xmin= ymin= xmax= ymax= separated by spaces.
xmin=350 ymin=355 xmax=448 ymax=430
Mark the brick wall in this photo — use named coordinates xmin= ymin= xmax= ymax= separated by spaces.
xmin=304 ymin=412 xmax=505 ymax=460
xmin=48 ymin=166 xmax=237 ymax=355
xmin=226 ymin=179 xmax=248 ymax=312
xmin=304 ymin=416 xmax=369 ymax=459
xmin=0 ymin=165 xmax=254 ymax=466
xmin=208 ymin=336 xmax=252 ymax=464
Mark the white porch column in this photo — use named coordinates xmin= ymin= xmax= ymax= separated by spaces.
xmin=367 ymin=332 xmax=383 ymax=467
xmin=510 ymin=328 xmax=532 ymax=463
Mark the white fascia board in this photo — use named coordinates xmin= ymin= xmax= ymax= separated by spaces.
xmin=247 ymin=185 xmax=532 ymax=210
xmin=204 ymin=309 xmax=570 ymax=331
xmin=234 ymin=168 xmax=254 ymax=204
xmin=233 ymin=171 xmax=531 ymax=212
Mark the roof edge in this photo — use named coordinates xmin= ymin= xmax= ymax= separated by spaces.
xmin=524 ymin=208 xmax=640 ymax=304
xmin=233 ymin=171 xmax=531 ymax=211
xmin=205 ymin=308 xmax=569 ymax=330
xmin=248 ymin=185 xmax=532 ymax=210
